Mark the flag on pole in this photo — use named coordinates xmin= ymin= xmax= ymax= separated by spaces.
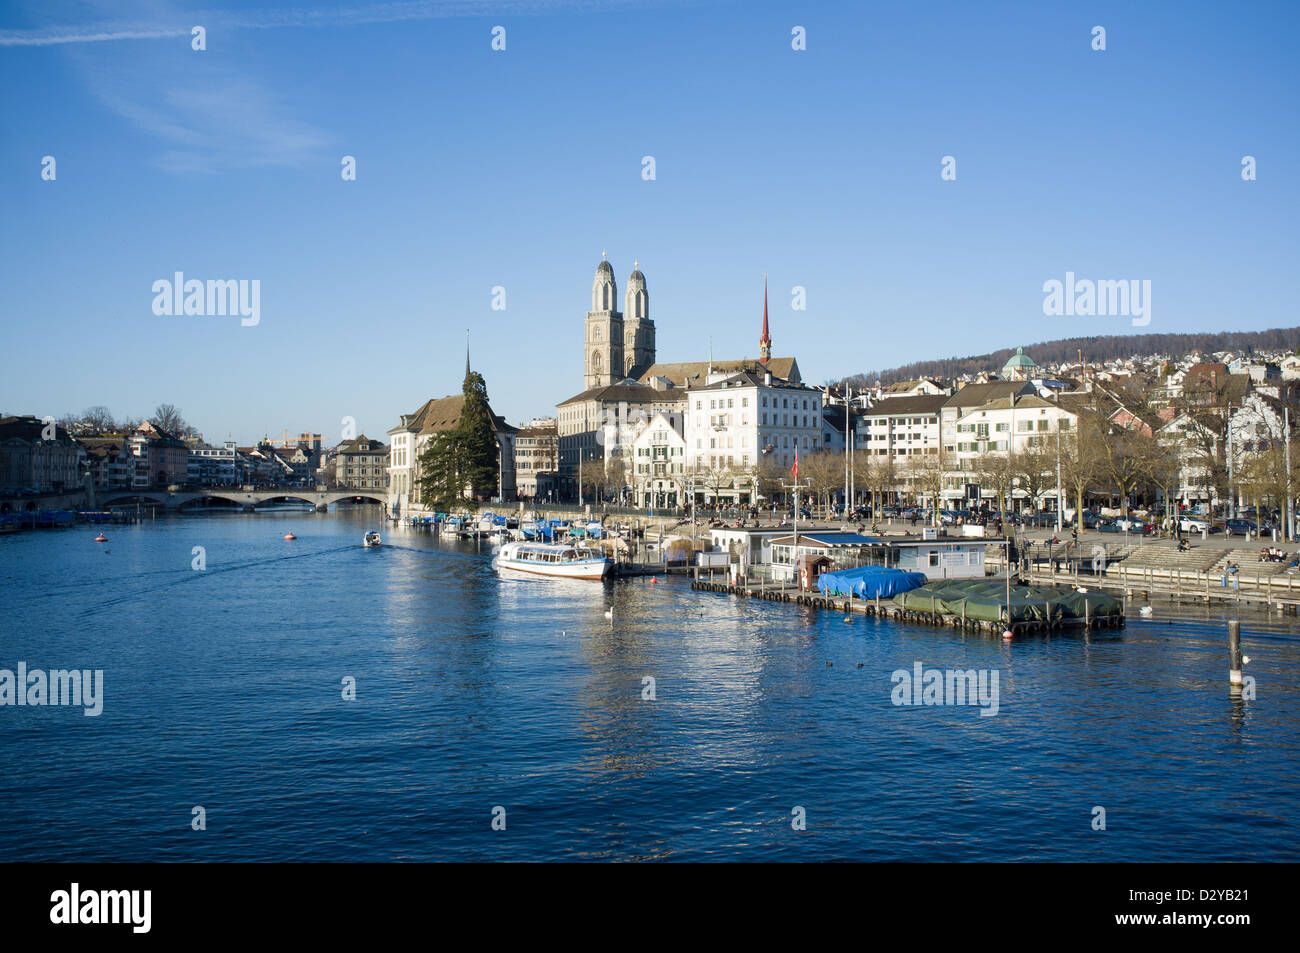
xmin=792 ymin=447 xmax=798 ymax=481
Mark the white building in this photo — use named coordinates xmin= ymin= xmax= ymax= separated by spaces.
xmin=629 ymin=411 xmax=688 ymax=508
xmin=947 ymin=394 xmax=1077 ymax=509
xmin=683 ymin=367 xmax=823 ymax=504
xmin=857 ymin=394 xmax=946 ymax=461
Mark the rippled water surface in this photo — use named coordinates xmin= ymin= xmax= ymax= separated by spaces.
xmin=1 ymin=512 xmax=1297 ymax=861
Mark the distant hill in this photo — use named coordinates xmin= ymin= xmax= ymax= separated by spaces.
xmin=836 ymin=328 xmax=1300 ymax=388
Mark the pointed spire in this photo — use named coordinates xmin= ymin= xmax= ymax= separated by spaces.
xmin=759 ymin=273 xmax=772 ymax=365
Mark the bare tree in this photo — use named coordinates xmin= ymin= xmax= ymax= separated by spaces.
xmin=1060 ymin=427 xmax=1102 ymax=524
xmin=1095 ymin=422 xmax=1151 ymax=511
xmin=1013 ymin=439 xmax=1056 ymax=513
xmin=974 ymin=452 xmax=1017 ymax=522
xmin=1143 ymin=436 xmax=1183 ymax=527
xmin=80 ymin=405 xmax=117 ymax=433
xmin=860 ymin=453 xmax=897 ymax=518
xmin=755 ymin=456 xmax=787 ymax=509
xmin=150 ymin=404 xmax=190 ymax=437
xmin=906 ymin=452 xmax=945 ymax=524
xmin=800 ymin=451 xmax=840 ymax=517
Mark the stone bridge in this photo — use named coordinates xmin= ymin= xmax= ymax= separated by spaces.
xmin=2 ymin=487 xmax=387 ymax=513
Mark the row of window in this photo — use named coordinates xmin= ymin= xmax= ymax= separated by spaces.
xmin=693 ymin=394 xmax=818 ymax=412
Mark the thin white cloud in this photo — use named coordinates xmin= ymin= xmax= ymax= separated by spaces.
xmin=0 ymin=0 xmax=650 ymax=46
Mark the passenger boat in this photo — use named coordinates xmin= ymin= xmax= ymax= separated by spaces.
xmin=495 ymin=541 xmax=613 ymax=580
xmin=363 ymin=531 xmax=382 ymax=547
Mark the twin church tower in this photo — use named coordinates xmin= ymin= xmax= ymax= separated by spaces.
xmin=584 ymin=253 xmax=656 ymax=390
xmin=582 ymin=253 xmax=775 ymax=391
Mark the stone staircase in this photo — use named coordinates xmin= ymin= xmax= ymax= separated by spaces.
xmin=1207 ymin=548 xmax=1300 ymax=578
xmin=1117 ymin=542 xmax=1223 ymax=574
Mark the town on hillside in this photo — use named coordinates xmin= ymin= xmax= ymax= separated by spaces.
xmin=5 ymin=257 xmax=1300 ymax=536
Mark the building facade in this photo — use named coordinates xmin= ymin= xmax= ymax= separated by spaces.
xmin=0 ymin=416 xmax=85 ymax=493
xmin=332 ymin=436 xmax=389 ymax=490
xmin=514 ymin=418 xmax=559 ymax=501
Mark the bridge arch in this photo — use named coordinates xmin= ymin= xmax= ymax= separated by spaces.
xmin=100 ymin=494 xmax=168 ymax=509
xmin=253 ymin=495 xmax=318 ymax=509
xmin=178 ymin=495 xmax=244 ymax=511
xmin=330 ymin=494 xmax=386 ymax=507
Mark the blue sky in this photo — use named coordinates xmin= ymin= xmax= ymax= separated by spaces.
xmin=1 ymin=0 xmax=1296 ymax=445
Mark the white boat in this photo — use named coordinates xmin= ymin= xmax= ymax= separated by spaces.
xmin=363 ymin=531 xmax=382 ymax=547
xmin=495 ymin=541 xmax=613 ymax=580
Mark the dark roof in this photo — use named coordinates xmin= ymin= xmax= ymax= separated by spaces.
xmin=394 ymin=394 xmax=517 ymax=436
xmin=941 ymin=382 xmax=1033 ymax=411
xmin=0 ymin=415 xmax=73 ymax=443
xmin=769 ymin=532 xmax=885 ymax=546
xmin=639 ymin=357 xmax=800 ymax=389
xmin=337 ymin=435 xmax=386 ymax=454
xmin=863 ymin=395 xmax=947 ymax=416
xmin=558 ymin=381 xmax=682 ymax=406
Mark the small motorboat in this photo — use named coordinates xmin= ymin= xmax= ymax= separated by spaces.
xmin=363 ymin=531 xmax=382 ymax=547
xmin=284 ymin=532 xmax=297 ymax=540
xmin=94 ymin=533 xmax=109 ymax=543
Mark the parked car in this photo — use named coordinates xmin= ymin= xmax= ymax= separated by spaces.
xmin=1180 ymin=516 xmax=1212 ymax=532
xmin=939 ymin=509 xmax=962 ymax=525
xmin=1113 ymin=517 xmax=1149 ymax=533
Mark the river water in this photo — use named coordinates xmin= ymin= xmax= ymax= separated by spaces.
xmin=1 ymin=511 xmax=1296 ymax=861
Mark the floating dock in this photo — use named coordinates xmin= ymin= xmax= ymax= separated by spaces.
xmin=689 ymin=579 xmax=1126 ymax=635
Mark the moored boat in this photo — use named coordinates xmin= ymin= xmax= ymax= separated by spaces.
xmin=495 ymin=541 xmax=613 ymax=580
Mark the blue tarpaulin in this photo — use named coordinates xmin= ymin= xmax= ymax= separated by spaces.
xmin=817 ymin=565 xmax=927 ymax=599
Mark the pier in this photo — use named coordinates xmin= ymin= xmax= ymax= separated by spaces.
xmin=687 ymin=578 xmax=1126 ymax=636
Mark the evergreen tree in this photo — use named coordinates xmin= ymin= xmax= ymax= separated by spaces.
xmin=417 ymin=371 xmax=500 ymax=508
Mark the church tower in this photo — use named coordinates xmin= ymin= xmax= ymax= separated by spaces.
xmin=759 ymin=274 xmax=772 ymax=364
xmin=585 ymin=253 xmax=625 ymax=389
xmin=622 ymin=260 xmax=656 ymax=380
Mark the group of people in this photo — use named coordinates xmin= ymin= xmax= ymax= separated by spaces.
xmin=1258 ymin=546 xmax=1296 ymax=565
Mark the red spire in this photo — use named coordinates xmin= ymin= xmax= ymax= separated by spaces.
xmin=759 ymin=274 xmax=772 ymax=364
